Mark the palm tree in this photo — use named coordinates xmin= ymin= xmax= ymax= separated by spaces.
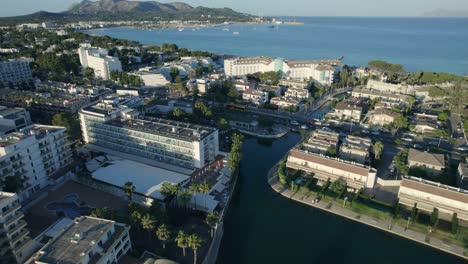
xmin=175 ymin=230 xmax=189 ymax=256
xmin=156 ymin=224 xmax=171 ymax=249
xmin=161 ymin=182 xmax=175 ymax=198
xmin=198 ymin=182 xmax=210 ymax=211
xmin=130 ymin=210 xmax=142 ymax=231
xmin=178 ymin=189 xmax=192 ymax=209
xmin=123 ymin=181 xmax=135 ymax=202
xmin=206 ymin=211 xmax=219 ymax=237
xmin=189 ymin=184 xmax=200 ymax=210
xmin=187 ymin=234 xmax=203 ymax=264
xmin=140 ymin=213 xmax=156 ymax=241
xmin=373 ymin=141 xmax=384 ymax=160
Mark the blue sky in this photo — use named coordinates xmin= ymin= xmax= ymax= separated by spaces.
xmin=1 ymin=0 xmax=467 ymax=17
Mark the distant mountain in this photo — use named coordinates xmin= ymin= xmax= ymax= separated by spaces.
xmin=0 ymin=0 xmax=255 ymax=25
xmin=422 ymin=8 xmax=468 ymax=17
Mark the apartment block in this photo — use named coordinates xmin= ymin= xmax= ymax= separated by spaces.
xmin=339 ymin=135 xmax=372 ymax=164
xmin=78 ymin=47 xmax=122 ymax=80
xmin=30 ymin=216 xmax=131 ymax=264
xmin=242 ymin=89 xmax=268 ymax=105
xmin=0 ymin=125 xmax=73 ymax=201
xmin=279 ymin=79 xmax=310 ymax=89
xmin=0 ymin=58 xmax=33 ymax=87
xmin=0 ymin=106 xmax=32 ymax=136
xmin=352 ymin=88 xmax=409 ymax=104
xmin=368 ymin=108 xmax=399 ymax=126
xmin=408 ymin=149 xmax=445 ymax=176
xmin=0 ymin=192 xmax=34 ymax=264
xmin=79 ymin=96 xmax=219 ymax=170
xmin=285 ymin=87 xmax=310 ymax=101
xmin=287 ymin=149 xmax=377 ymax=189
xmin=457 ymin=159 xmax=468 ymax=190
xmin=332 ymin=101 xmax=363 ymax=122
xmin=302 ymin=129 xmax=340 ymax=154
xmin=270 ymin=97 xmax=300 ymax=108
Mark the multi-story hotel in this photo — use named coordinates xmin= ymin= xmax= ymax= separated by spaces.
xmin=224 ymin=57 xmax=342 ymax=85
xmin=79 ymin=96 xmax=219 ymax=170
xmin=0 ymin=192 xmax=34 ymax=264
xmin=398 ymin=177 xmax=468 ymax=222
xmin=0 ymin=58 xmax=33 ymax=87
xmin=30 ymin=216 xmax=131 ymax=264
xmin=78 ymin=47 xmax=122 ymax=80
xmin=287 ymin=149 xmax=377 ymax=189
xmin=0 ymin=106 xmax=32 ymax=136
xmin=0 ymin=125 xmax=73 ymax=201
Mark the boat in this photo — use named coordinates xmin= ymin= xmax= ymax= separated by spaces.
xmin=178 ymin=28 xmax=184 ymax=32
xmin=222 ymin=28 xmax=230 ymax=32
xmin=233 ymin=31 xmax=240 ymax=35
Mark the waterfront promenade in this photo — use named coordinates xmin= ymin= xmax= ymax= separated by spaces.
xmin=267 ymin=165 xmax=468 ymax=260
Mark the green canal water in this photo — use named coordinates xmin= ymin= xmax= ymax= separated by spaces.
xmin=217 ymin=133 xmax=465 ymax=264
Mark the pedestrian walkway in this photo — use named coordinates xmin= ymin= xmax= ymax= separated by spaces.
xmin=267 ymin=167 xmax=467 ymax=260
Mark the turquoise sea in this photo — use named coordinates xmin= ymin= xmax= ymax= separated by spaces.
xmin=88 ymin=17 xmax=468 ymax=75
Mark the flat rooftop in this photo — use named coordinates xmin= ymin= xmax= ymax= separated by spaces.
xmin=90 ymin=157 xmax=190 ymax=200
xmin=37 ymin=216 xmax=116 ymax=264
xmin=0 ymin=125 xmax=64 ymax=147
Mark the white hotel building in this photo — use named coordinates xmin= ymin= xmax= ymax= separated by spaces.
xmin=224 ymin=57 xmax=342 ymax=86
xmin=78 ymin=47 xmax=122 ymax=80
xmin=0 ymin=58 xmax=33 ymax=87
xmin=79 ymin=96 xmax=219 ymax=170
xmin=0 ymin=125 xmax=73 ymax=201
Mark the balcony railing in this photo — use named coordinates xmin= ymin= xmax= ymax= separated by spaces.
xmin=7 ymin=220 xmax=27 ymax=236
xmin=10 ymin=228 xmax=29 ymax=245
xmin=4 ymin=212 xmax=24 ymax=227
xmin=1 ymin=203 xmax=20 ymax=218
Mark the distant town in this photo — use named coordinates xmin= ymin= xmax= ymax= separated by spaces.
xmin=0 ymin=14 xmax=467 ymax=264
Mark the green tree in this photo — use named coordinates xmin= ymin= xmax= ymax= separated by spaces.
xmin=130 ymin=210 xmax=142 ymax=231
xmin=51 ymin=112 xmax=81 ymax=140
xmin=141 ymin=213 xmax=156 ymax=240
xmin=428 ymin=86 xmax=448 ymax=98
xmin=258 ymin=116 xmax=274 ymax=128
xmin=171 ymin=107 xmax=186 ymax=120
xmin=198 ymin=182 xmax=210 ymax=211
xmin=411 ymin=203 xmax=418 ymax=222
xmin=437 ymin=112 xmax=449 ymax=121
xmin=228 ymin=133 xmax=244 ymax=171
xmin=393 ymin=115 xmax=408 ymax=130
xmin=330 ymin=178 xmax=347 ymax=194
xmin=325 ymin=146 xmax=337 ymax=157
xmin=430 ymin=208 xmax=439 ymax=227
xmin=206 ymin=211 xmax=220 ymax=237
xmin=3 ymin=176 xmax=24 ymax=193
xmin=156 ymin=224 xmax=171 ymax=249
xmin=219 ymin=118 xmax=229 ymax=130
xmin=451 ymin=213 xmax=459 ymax=234
xmin=189 ymin=184 xmax=199 ymax=210
xmin=188 ymin=234 xmax=203 ymax=264
xmin=170 ymin=67 xmax=179 ymax=82
xmin=83 ymin=67 xmax=95 ymax=79
xmin=368 ymin=60 xmax=405 ymax=73
xmin=90 ymin=207 xmax=114 ymax=220
xmin=404 ymin=96 xmax=416 ymax=112
xmin=259 ymin=71 xmax=281 ymax=85
xmin=175 ymin=230 xmax=189 ymax=256
xmin=373 ymin=141 xmax=384 ymax=160
xmin=123 ymin=181 xmax=135 ymax=202
xmin=178 ymin=189 xmax=192 ymax=209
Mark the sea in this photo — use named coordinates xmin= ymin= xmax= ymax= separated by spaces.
xmin=87 ymin=16 xmax=468 ymax=75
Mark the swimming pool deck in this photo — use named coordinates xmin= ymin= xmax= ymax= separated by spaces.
xmin=267 ymin=163 xmax=468 ymax=260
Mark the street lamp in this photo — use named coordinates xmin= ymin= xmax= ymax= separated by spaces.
xmin=343 ymin=196 xmax=348 ymax=208
xmin=406 ymin=216 xmax=411 ymax=231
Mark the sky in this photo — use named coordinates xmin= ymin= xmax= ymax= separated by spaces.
xmin=1 ymin=0 xmax=468 ymax=17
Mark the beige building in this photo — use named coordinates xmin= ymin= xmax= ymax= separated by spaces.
xmin=279 ymin=79 xmax=310 ymax=89
xmin=257 ymin=84 xmax=282 ymax=97
xmin=408 ymin=149 xmax=445 ymax=176
xmin=242 ymin=89 xmax=268 ymax=105
xmin=303 ymin=129 xmax=339 ymax=154
xmin=339 ymin=135 xmax=372 ymax=164
xmin=270 ymin=97 xmax=300 ymax=108
xmin=285 ymin=87 xmax=310 ymax=101
xmin=287 ymin=149 xmax=377 ymax=189
xmin=332 ymin=101 xmax=362 ymax=122
xmin=398 ymin=177 xmax=468 ymax=222
xmin=352 ymin=88 xmax=409 ymax=104
xmin=368 ymin=108 xmax=399 ymax=126
xmin=0 ymin=192 xmax=34 ymax=263
xmin=457 ymin=159 xmax=468 ymax=190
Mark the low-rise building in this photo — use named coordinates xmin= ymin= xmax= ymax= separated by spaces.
xmin=270 ymin=97 xmax=300 ymax=109
xmin=0 ymin=192 xmax=34 ymax=263
xmin=368 ymin=108 xmax=399 ymax=126
xmin=257 ymin=84 xmax=282 ymax=97
xmin=332 ymin=101 xmax=362 ymax=122
xmin=457 ymin=159 xmax=468 ymax=190
xmin=242 ymin=89 xmax=268 ymax=105
xmin=132 ymin=71 xmax=170 ymax=88
xmin=408 ymin=149 xmax=445 ymax=176
xmin=285 ymin=87 xmax=310 ymax=101
xmin=352 ymin=88 xmax=409 ymax=104
xmin=0 ymin=58 xmax=33 ymax=87
xmin=0 ymin=106 xmax=32 ymax=136
xmin=30 ymin=216 xmax=131 ymax=264
xmin=339 ymin=135 xmax=372 ymax=164
xmin=145 ymin=99 xmax=193 ymax=114
xmin=0 ymin=125 xmax=74 ymax=201
xmin=366 ymin=80 xmax=415 ymax=95
xmin=279 ymin=79 xmax=310 ymax=89
xmin=287 ymin=149 xmax=377 ymax=189
xmin=398 ymin=177 xmax=468 ymax=222
xmin=414 ymin=120 xmax=438 ymax=134
xmin=302 ymin=129 xmax=339 ymax=154
xmin=233 ymin=81 xmax=255 ymax=92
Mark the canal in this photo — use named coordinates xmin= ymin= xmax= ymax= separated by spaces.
xmin=217 ymin=133 xmax=465 ymax=264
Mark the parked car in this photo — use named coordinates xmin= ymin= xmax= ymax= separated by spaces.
xmin=290 ymin=120 xmax=299 ymax=126
xmin=313 ymin=196 xmax=321 ymax=204
xmin=301 ymin=124 xmax=308 ymax=130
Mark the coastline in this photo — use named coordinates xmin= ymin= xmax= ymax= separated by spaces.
xmin=266 ymin=163 xmax=468 ymax=260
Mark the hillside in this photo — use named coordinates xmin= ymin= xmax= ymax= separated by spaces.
xmin=0 ymin=0 xmax=255 ymax=25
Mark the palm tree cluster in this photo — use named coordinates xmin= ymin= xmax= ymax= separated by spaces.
xmin=175 ymin=230 xmax=203 ymax=264
xmin=160 ymin=182 xmax=211 ymax=211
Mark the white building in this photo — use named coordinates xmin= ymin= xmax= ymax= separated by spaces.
xmin=79 ymin=96 xmax=219 ymax=170
xmin=30 ymin=216 xmax=131 ymax=264
xmin=132 ymin=71 xmax=170 ymax=88
xmin=0 ymin=58 xmax=33 ymax=87
xmin=242 ymin=89 xmax=268 ymax=105
xmin=0 ymin=106 xmax=32 ymax=136
xmin=285 ymin=87 xmax=310 ymax=101
xmin=0 ymin=125 xmax=73 ymax=201
xmin=224 ymin=57 xmax=342 ymax=85
xmin=0 ymin=192 xmax=34 ymax=263
xmin=78 ymin=47 xmax=122 ymax=80
xmin=270 ymin=97 xmax=300 ymax=108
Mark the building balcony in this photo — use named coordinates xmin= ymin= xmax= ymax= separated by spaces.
xmin=7 ymin=220 xmax=27 ymax=237
xmin=10 ymin=155 xmax=22 ymax=163
xmin=10 ymin=229 xmax=29 ymax=247
xmin=0 ymin=161 xmax=10 ymax=170
xmin=12 ymin=162 xmax=25 ymax=171
xmin=13 ymin=237 xmax=32 ymax=255
xmin=0 ymin=169 xmax=12 ymax=179
xmin=42 ymin=155 xmax=54 ymax=163
xmin=4 ymin=212 xmax=24 ymax=228
xmin=44 ymin=162 xmax=55 ymax=170
xmin=1 ymin=203 xmax=21 ymax=218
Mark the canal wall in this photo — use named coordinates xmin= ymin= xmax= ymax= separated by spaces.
xmin=237 ymin=128 xmax=289 ymax=139
xmin=267 ymin=166 xmax=468 ymax=260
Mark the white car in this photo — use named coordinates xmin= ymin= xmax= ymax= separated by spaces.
xmin=301 ymin=124 xmax=308 ymax=129
xmin=290 ymin=120 xmax=299 ymax=126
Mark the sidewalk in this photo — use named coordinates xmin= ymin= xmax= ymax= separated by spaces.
xmin=267 ymin=168 xmax=467 ymax=260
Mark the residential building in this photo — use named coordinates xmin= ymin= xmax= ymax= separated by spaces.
xmin=398 ymin=177 xmax=468 ymax=222
xmin=257 ymin=84 xmax=282 ymax=97
xmin=457 ymin=159 xmax=468 ymax=190
xmin=78 ymin=47 xmax=122 ymax=80
xmin=332 ymin=101 xmax=362 ymax=122
xmin=132 ymin=71 xmax=170 ymax=88
xmin=352 ymin=88 xmax=409 ymax=104
xmin=287 ymin=149 xmax=377 ymax=189
xmin=145 ymin=99 xmax=193 ymax=114
xmin=0 ymin=106 xmax=32 ymax=136
xmin=270 ymin=97 xmax=300 ymax=109
xmin=302 ymin=129 xmax=340 ymax=154
xmin=285 ymin=87 xmax=310 ymax=101
xmin=79 ymin=96 xmax=219 ymax=170
xmin=339 ymin=135 xmax=372 ymax=164
xmin=368 ymin=108 xmax=399 ymax=126
xmin=0 ymin=125 xmax=73 ymax=201
xmin=408 ymin=149 xmax=445 ymax=176
xmin=196 ymin=78 xmax=211 ymax=94
xmin=0 ymin=58 xmax=33 ymax=87
xmin=366 ymin=80 xmax=415 ymax=95
xmin=242 ymin=89 xmax=268 ymax=105
xmin=414 ymin=120 xmax=438 ymax=134
xmin=233 ymin=81 xmax=255 ymax=92
xmin=0 ymin=192 xmax=34 ymax=264
xmin=30 ymin=216 xmax=131 ymax=264
xmin=279 ymin=79 xmax=310 ymax=89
